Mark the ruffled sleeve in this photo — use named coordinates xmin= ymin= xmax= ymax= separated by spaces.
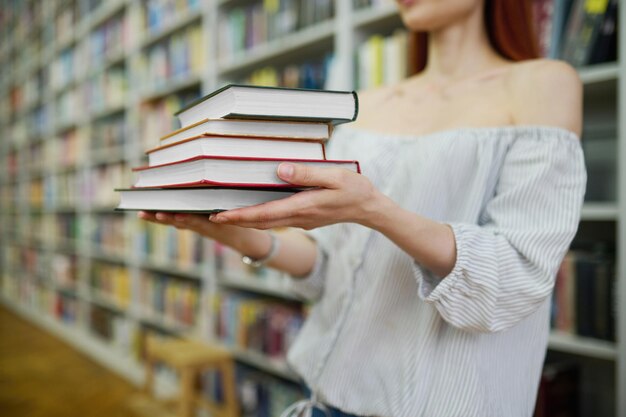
xmin=414 ymin=128 xmax=587 ymax=333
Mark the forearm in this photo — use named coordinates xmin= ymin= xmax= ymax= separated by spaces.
xmin=364 ymin=192 xmax=457 ymax=278
xmin=218 ymin=227 xmax=318 ymax=278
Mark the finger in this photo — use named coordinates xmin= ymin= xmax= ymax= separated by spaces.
xmin=138 ymin=211 xmax=171 ymax=226
xmin=277 ymin=163 xmax=349 ymax=189
xmin=138 ymin=211 xmax=156 ymax=221
xmin=210 ymin=190 xmax=324 ymax=225
xmin=222 ymin=216 xmax=299 ymax=230
xmin=172 ymin=213 xmax=218 ymax=231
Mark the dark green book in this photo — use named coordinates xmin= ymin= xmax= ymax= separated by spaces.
xmin=175 ymin=84 xmax=359 ymax=128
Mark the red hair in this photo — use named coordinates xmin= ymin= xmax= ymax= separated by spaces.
xmin=409 ymin=0 xmax=540 ymax=74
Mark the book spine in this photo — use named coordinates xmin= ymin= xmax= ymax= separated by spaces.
xmin=356 ymin=30 xmax=409 ymax=90
xmin=138 ymin=221 xmax=204 ymax=271
xmin=143 ymin=0 xmax=200 ymax=34
xmin=552 ymin=249 xmax=616 ymax=341
xmin=213 ymin=291 xmax=304 ymax=360
xmin=241 ymin=53 xmax=333 ymax=90
xmin=219 ymin=0 xmax=334 ymax=59
xmin=140 ymin=23 xmax=204 ymax=94
xmin=91 ymin=262 xmax=132 ymax=308
xmin=140 ymin=271 xmax=200 ymax=327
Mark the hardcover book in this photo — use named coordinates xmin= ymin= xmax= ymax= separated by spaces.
xmin=175 ymin=84 xmax=358 ymax=128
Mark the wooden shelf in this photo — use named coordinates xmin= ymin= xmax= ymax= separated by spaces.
xmin=548 ymin=331 xmax=617 ymax=361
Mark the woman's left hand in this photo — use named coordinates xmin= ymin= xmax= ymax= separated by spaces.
xmin=208 ymin=163 xmax=388 ymax=230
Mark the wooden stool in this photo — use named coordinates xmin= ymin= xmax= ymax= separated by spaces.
xmin=144 ymin=336 xmax=239 ymax=417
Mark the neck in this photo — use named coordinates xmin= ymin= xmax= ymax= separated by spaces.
xmin=423 ymin=7 xmax=506 ymax=81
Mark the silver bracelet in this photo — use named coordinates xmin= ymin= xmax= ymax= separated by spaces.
xmin=241 ymin=232 xmax=280 ymax=268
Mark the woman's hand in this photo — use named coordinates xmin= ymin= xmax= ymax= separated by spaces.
xmin=208 ymin=163 xmax=390 ymax=230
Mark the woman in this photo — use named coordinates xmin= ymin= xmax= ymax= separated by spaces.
xmin=140 ymin=0 xmax=586 ymax=415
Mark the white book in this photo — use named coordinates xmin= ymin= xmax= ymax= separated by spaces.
xmin=175 ymin=84 xmax=359 ymax=128
xmin=160 ymin=118 xmax=332 ymax=146
xmin=148 ymin=135 xmax=326 ymax=166
xmin=116 ymin=187 xmax=298 ymax=212
xmin=132 ymin=156 xmax=360 ymax=188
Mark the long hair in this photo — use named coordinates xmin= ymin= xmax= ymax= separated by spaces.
xmin=409 ymin=0 xmax=540 ymax=74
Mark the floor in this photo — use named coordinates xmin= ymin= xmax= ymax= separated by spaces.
xmin=0 ymin=305 xmax=144 ymax=417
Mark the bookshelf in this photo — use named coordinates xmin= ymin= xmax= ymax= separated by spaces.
xmin=0 ymin=0 xmax=623 ymax=416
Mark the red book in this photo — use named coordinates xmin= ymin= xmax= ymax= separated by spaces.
xmin=147 ymin=134 xmax=327 ymax=166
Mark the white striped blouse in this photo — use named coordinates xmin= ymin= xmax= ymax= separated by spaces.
xmin=286 ymin=125 xmax=587 ymax=417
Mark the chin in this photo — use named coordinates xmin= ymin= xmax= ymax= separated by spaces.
xmin=396 ymin=0 xmax=482 ymax=32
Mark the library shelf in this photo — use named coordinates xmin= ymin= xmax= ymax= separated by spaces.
xmin=86 ymin=0 xmax=128 ymax=35
xmin=88 ymin=291 xmax=128 ymax=313
xmin=85 ymin=52 xmax=128 ymax=82
xmin=0 ymin=295 xmax=145 ymax=385
xmin=91 ymin=146 xmax=126 ymax=166
xmin=580 ymin=202 xmax=619 ymax=221
xmin=53 ymin=78 xmax=82 ymax=99
xmin=140 ymin=75 xmax=202 ymax=102
xmin=1 ymin=2 xmax=623 ymax=415
xmin=217 ymin=19 xmax=336 ymax=75
xmin=579 ymin=62 xmax=619 ymax=85
xmin=54 ymin=120 xmax=81 ymax=135
xmin=50 ymin=206 xmax=79 ymax=215
xmin=218 ymin=272 xmax=302 ymax=302
xmin=229 ymin=346 xmax=299 ymax=382
xmin=137 ymin=309 xmax=195 ymax=335
xmin=140 ymin=259 xmax=204 ymax=281
xmin=55 ymin=238 xmax=80 ymax=254
xmin=88 ymin=248 xmax=127 ymax=265
xmin=90 ymin=103 xmax=127 ymax=122
xmin=352 ymin=3 xmax=400 ymax=30
xmin=548 ymin=331 xmax=616 ymax=361
xmin=139 ymin=10 xmax=203 ymax=50
xmin=56 ymin=285 xmax=80 ymax=298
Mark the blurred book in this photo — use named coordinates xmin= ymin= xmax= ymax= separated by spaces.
xmin=149 ymin=135 xmax=326 ymax=166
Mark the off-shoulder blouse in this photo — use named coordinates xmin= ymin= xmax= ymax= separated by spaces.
xmin=287 ymin=126 xmax=587 ymax=417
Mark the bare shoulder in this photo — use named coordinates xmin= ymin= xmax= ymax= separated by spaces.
xmin=507 ymin=59 xmax=583 ymax=136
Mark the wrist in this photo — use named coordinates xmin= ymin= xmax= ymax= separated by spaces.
xmin=359 ymin=189 xmax=398 ymax=231
xmin=232 ymin=228 xmax=273 ymax=259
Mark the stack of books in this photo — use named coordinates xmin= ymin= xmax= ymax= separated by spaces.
xmin=116 ymin=84 xmax=360 ymax=212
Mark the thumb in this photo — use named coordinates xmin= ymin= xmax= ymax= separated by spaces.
xmin=277 ymin=163 xmax=342 ymax=188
